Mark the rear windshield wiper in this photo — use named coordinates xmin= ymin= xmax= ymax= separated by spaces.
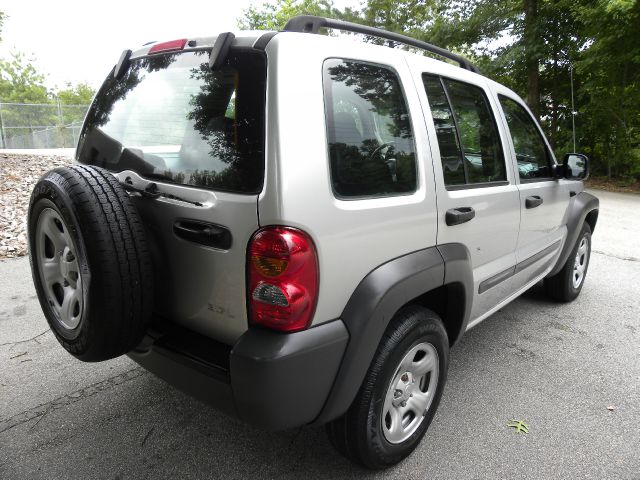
xmin=122 ymin=177 xmax=203 ymax=207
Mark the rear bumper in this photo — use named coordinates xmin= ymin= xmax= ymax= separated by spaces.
xmin=128 ymin=318 xmax=349 ymax=431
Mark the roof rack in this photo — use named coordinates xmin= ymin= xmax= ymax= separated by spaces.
xmin=283 ymin=15 xmax=480 ymax=74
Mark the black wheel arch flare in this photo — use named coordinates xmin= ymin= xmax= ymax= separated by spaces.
xmin=548 ymin=191 xmax=599 ymax=278
xmin=314 ymin=243 xmax=473 ymax=425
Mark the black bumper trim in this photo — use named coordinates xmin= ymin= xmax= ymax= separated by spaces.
xmin=128 ymin=318 xmax=349 ymax=431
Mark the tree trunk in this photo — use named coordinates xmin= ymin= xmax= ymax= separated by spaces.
xmin=524 ymin=0 xmax=540 ymax=119
xmin=607 ymin=140 xmax=612 ymax=180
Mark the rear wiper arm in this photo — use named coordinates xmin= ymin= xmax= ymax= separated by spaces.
xmin=122 ymin=177 xmax=203 ymax=207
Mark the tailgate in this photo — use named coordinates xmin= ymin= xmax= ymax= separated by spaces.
xmin=76 ymin=47 xmax=267 ymax=344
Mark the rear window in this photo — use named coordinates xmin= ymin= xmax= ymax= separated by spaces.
xmin=77 ymin=50 xmax=266 ymax=194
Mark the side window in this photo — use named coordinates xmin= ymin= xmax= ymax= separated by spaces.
xmin=423 ymin=75 xmax=465 ymax=185
xmin=499 ymin=96 xmax=552 ymax=180
xmin=324 ymin=59 xmax=417 ymax=198
xmin=423 ymin=75 xmax=506 ymax=187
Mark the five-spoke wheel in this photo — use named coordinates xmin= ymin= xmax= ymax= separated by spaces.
xmin=35 ymin=208 xmax=84 ymax=331
xmin=572 ymin=235 xmax=589 ymax=289
xmin=382 ymin=342 xmax=439 ymax=444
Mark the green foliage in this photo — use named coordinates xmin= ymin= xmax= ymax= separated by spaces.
xmin=572 ymin=0 xmax=640 ymax=179
xmin=238 ymin=0 xmax=640 ymax=180
xmin=0 ymin=10 xmax=5 ymax=42
xmin=0 ymin=11 xmax=95 ymax=108
xmin=0 ymin=48 xmax=94 ymax=147
xmin=56 ymin=82 xmax=95 ymax=105
xmin=0 ymin=52 xmax=50 ymax=104
xmin=238 ymin=0 xmax=342 ymax=30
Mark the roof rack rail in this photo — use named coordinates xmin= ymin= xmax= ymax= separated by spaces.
xmin=283 ymin=15 xmax=480 ymax=74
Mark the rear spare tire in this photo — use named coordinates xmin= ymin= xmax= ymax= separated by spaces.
xmin=28 ymin=165 xmax=153 ymax=361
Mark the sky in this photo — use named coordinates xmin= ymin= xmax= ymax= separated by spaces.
xmin=0 ymin=0 xmax=362 ymax=91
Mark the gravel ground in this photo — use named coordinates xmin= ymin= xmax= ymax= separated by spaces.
xmin=0 ymin=153 xmax=72 ymax=259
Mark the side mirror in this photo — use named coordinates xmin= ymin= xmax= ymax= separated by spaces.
xmin=563 ymin=153 xmax=589 ymax=180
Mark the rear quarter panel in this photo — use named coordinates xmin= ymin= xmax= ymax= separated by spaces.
xmin=258 ymin=33 xmax=439 ymax=326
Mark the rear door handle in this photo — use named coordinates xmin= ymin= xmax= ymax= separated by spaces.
xmin=446 ymin=207 xmax=475 ymax=226
xmin=525 ymin=195 xmax=543 ymax=209
xmin=174 ymin=220 xmax=232 ymax=249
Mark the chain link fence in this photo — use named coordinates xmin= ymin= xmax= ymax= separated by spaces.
xmin=0 ymin=102 xmax=90 ymax=149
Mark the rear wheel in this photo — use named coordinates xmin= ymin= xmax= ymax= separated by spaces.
xmin=28 ymin=165 xmax=153 ymax=361
xmin=545 ymin=222 xmax=591 ymax=302
xmin=326 ymin=305 xmax=449 ymax=469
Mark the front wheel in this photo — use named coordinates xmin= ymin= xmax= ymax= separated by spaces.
xmin=545 ymin=222 xmax=592 ymax=302
xmin=326 ymin=305 xmax=449 ymax=469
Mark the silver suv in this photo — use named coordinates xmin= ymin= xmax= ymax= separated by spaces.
xmin=27 ymin=16 xmax=599 ymax=469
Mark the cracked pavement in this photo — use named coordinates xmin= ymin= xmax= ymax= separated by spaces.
xmin=1 ymin=189 xmax=639 ymax=479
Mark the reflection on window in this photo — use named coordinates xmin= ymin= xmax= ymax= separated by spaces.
xmin=324 ymin=59 xmax=417 ymax=198
xmin=499 ymin=96 xmax=551 ymax=180
xmin=78 ymin=51 xmax=266 ymax=194
xmin=423 ymin=75 xmax=506 ymax=186
xmin=423 ymin=76 xmax=464 ymax=185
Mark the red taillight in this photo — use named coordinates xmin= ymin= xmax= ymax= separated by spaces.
xmin=247 ymin=227 xmax=319 ymax=332
xmin=148 ymin=39 xmax=187 ymax=55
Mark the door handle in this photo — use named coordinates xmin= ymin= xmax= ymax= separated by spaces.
xmin=525 ymin=195 xmax=543 ymax=209
xmin=446 ymin=207 xmax=475 ymax=226
xmin=173 ymin=220 xmax=232 ymax=249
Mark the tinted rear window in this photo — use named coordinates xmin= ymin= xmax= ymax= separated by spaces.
xmin=77 ymin=50 xmax=266 ymax=194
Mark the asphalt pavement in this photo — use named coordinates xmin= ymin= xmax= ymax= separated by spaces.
xmin=1 ymin=189 xmax=639 ymax=479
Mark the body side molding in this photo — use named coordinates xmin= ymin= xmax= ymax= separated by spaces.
xmin=477 ymin=239 xmax=562 ymax=295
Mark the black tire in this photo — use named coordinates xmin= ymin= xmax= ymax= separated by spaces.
xmin=544 ymin=222 xmax=592 ymax=302
xmin=28 ymin=165 xmax=153 ymax=361
xmin=326 ymin=305 xmax=449 ymax=469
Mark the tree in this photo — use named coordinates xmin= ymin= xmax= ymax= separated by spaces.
xmin=238 ymin=0 xmax=341 ymax=30
xmin=0 ymin=50 xmax=97 ymax=147
xmin=52 ymin=82 xmax=95 ymax=125
xmin=0 ymin=52 xmax=54 ymax=146
xmin=0 ymin=10 xmax=5 ymax=42
xmin=238 ymin=0 xmax=639 ymax=180
xmin=345 ymin=0 xmax=640 ymax=180
xmin=572 ymin=0 xmax=640 ymax=179
xmin=0 ymin=52 xmax=50 ymax=104
xmin=56 ymin=82 xmax=95 ymax=105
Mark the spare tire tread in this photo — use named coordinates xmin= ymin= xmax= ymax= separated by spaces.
xmin=76 ymin=165 xmax=142 ymax=350
xmin=28 ymin=165 xmax=153 ymax=361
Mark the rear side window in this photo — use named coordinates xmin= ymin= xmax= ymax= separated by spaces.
xmin=499 ymin=96 xmax=552 ymax=181
xmin=423 ymin=75 xmax=506 ymax=187
xmin=77 ymin=50 xmax=266 ymax=194
xmin=324 ymin=59 xmax=417 ymax=198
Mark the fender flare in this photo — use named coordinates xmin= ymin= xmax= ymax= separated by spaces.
xmin=313 ymin=243 xmax=473 ymax=424
xmin=548 ymin=191 xmax=599 ymax=277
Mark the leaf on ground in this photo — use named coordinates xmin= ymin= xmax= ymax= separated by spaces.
xmin=507 ymin=419 xmax=529 ymax=434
